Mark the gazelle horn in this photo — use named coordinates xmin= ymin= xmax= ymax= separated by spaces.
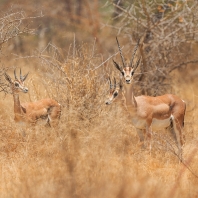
xmin=14 ymin=69 xmax=18 ymax=81
xmin=20 ymin=68 xmax=23 ymax=81
xmin=108 ymin=77 xmax=113 ymax=90
xmin=129 ymin=38 xmax=140 ymax=68
xmin=113 ymin=77 xmax=116 ymax=89
xmin=116 ymin=37 xmax=126 ymax=68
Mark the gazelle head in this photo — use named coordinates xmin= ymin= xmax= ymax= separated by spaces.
xmin=105 ymin=77 xmax=122 ymax=105
xmin=113 ymin=37 xmax=141 ymax=84
xmin=4 ymin=69 xmax=29 ymax=94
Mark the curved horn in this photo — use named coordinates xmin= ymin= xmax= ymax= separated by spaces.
xmin=108 ymin=76 xmax=113 ymax=90
xmin=14 ymin=69 xmax=18 ymax=80
xmin=20 ymin=68 xmax=23 ymax=81
xmin=113 ymin=77 xmax=116 ymax=89
xmin=129 ymin=38 xmax=140 ymax=68
xmin=116 ymin=37 xmax=126 ymax=68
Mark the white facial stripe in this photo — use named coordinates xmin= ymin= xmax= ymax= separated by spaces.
xmin=19 ymin=84 xmax=24 ymax=89
xmin=14 ymin=81 xmax=28 ymax=92
xmin=122 ymin=67 xmax=133 ymax=81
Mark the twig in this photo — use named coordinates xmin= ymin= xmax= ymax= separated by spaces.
xmin=91 ymin=50 xmax=121 ymax=71
xmin=169 ymin=59 xmax=198 ymax=72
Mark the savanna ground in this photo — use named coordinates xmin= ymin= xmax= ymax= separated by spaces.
xmin=0 ymin=1 xmax=198 ymax=197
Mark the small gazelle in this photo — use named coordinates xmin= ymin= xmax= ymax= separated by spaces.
xmin=4 ymin=69 xmax=61 ymax=127
xmin=105 ymin=77 xmax=122 ymax=105
xmin=106 ymin=37 xmax=186 ymax=159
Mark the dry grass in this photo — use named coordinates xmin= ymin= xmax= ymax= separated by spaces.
xmin=0 ymin=44 xmax=198 ymax=198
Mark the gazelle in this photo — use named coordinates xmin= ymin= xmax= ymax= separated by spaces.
xmin=106 ymin=37 xmax=186 ymax=159
xmin=4 ymin=69 xmax=61 ymax=127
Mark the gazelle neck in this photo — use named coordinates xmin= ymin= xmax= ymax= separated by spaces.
xmin=12 ymin=89 xmax=22 ymax=116
xmin=123 ymin=82 xmax=137 ymax=108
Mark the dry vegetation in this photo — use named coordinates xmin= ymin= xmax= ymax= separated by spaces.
xmin=0 ymin=1 xmax=198 ymax=198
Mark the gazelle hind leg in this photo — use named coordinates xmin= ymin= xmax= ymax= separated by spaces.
xmin=45 ymin=117 xmax=51 ymax=127
xmin=47 ymin=104 xmax=61 ymax=127
xmin=172 ymin=118 xmax=184 ymax=161
xmin=167 ymin=117 xmax=178 ymax=144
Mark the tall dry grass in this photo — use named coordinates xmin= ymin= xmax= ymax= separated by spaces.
xmin=0 ymin=43 xmax=198 ymax=198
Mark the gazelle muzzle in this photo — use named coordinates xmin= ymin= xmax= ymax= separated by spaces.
xmin=106 ymin=77 xmax=122 ymax=105
xmin=22 ymin=87 xmax=28 ymax=93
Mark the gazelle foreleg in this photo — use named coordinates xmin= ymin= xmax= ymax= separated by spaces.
xmin=145 ymin=120 xmax=153 ymax=152
xmin=136 ymin=128 xmax=145 ymax=148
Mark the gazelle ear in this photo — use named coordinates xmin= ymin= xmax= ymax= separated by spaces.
xmin=112 ymin=59 xmax=122 ymax=72
xmin=21 ymin=72 xmax=29 ymax=82
xmin=4 ymin=72 xmax=12 ymax=84
xmin=132 ymin=57 xmax=141 ymax=76
xmin=19 ymin=68 xmax=29 ymax=82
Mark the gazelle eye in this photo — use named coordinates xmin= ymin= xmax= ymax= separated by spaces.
xmin=15 ymin=83 xmax=19 ymax=87
xmin=121 ymin=72 xmax=124 ymax=76
xmin=113 ymin=92 xmax=118 ymax=97
xmin=131 ymin=71 xmax=134 ymax=76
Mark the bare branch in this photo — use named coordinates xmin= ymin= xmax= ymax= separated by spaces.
xmin=92 ymin=50 xmax=121 ymax=71
xmin=169 ymin=59 xmax=198 ymax=73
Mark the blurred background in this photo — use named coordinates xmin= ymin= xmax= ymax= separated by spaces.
xmin=0 ymin=0 xmax=197 ymax=94
xmin=0 ymin=0 xmax=198 ymax=197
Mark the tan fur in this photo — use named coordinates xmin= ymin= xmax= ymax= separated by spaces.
xmin=21 ymin=98 xmax=61 ymax=126
xmin=112 ymin=37 xmax=186 ymax=160
xmin=5 ymin=70 xmax=61 ymax=127
xmin=106 ymin=75 xmax=186 ymax=159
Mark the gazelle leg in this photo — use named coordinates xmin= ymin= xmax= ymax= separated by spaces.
xmin=146 ymin=120 xmax=152 ymax=153
xmin=45 ymin=117 xmax=51 ymax=127
xmin=136 ymin=128 xmax=145 ymax=148
xmin=167 ymin=117 xmax=177 ymax=143
xmin=47 ymin=105 xmax=61 ymax=127
xmin=172 ymin=118 xmax=184 ymax=161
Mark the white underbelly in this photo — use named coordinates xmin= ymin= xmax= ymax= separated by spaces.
xmin=132 ymin=116 xmax=172 ymax=130
xmin=16 ymin=121 xmax=26 ymax=126
xmin=36 ymin=118 xmax=48 ymax=126
xmin=151 ymin=118 xmax=171 ymax=130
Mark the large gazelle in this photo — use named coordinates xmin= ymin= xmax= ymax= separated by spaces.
xmin=4 ymin=69 xmax=61 ymax=127
xmin=107 ymin=37 xmax=186 ymax=159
